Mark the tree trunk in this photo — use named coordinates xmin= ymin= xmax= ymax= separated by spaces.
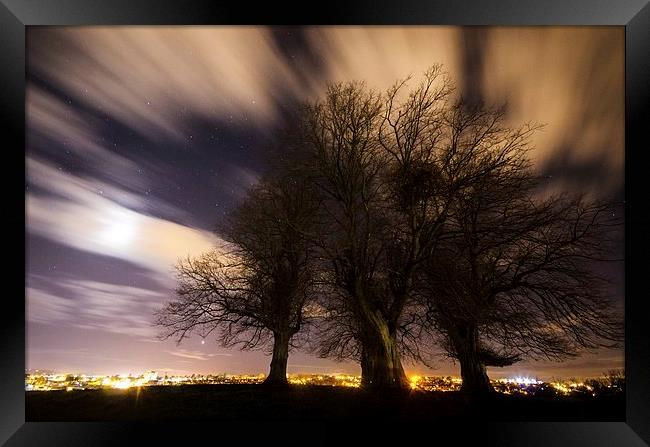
xmin=264 ymin=331 xmax=290 ymax=386
xmin=452 ymin=323 xmax=494 ymax=393
xmin=359 ymin=313 xmax=409 ymax=390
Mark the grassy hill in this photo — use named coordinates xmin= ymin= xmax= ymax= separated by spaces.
xmin=25 ymin=384 xmax=624 ymax=422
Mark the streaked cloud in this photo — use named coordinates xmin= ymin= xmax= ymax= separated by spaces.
xmin=27 ymin=157 xmax=221 ymax=276
xmin=27 ymin=278 xmax=167 ymax=338
xmin=303 ymin=26 xmax=460 ymax=92
xmin=28 ymin=27 xmax=309 ymax=141
xmin=461 ymin=27 xmax=624 ymax=196
xmin=167 ymin=349 xmax=233 ymax=361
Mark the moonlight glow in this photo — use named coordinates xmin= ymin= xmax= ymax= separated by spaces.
xmin=100 ymin=220 xmax=136 ymax=247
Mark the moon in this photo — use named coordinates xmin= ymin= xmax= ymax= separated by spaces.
xmin=100 ymin=220 xmax=136 ymax=247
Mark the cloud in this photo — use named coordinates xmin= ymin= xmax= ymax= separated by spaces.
xmin=26 ymin=83 xmax=218 ymax=228
xmin=307 ymin=27 xmax=623 ymax=198
xmin=27 ymin=288 xmax=76 ymax=323
xmin=28 ymin=85 xmax=112 ymax=157
xmin=465 ymin=27 xmax=624 ymax=196
xmin=303 ymin=27 xmax=460 ymax=93
xmin=28 ymin=27 xmax=310 ymax=141
xmin=27 ymin=27 xmax=624 ymax=208
xmin=26 ymin=157 xmax=223 ymax=275
xmin=26 ymin=278 xmax=165 ymax=339
xmin=26 ymin=84 xmax=153 ymax=194
xmin=27 ymin=27 xmax=623 ymax=183
xmin=166 ymin=349 xmax=233 ymax=361
xmin=26 ymin=27 xmax=461 ymax=143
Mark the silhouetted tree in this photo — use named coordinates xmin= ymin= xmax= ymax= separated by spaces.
xmin=156 ymin=175 xmax=318 ymax=386
xmin=299 ymin=82 xmax=408 ymax=388
xmin=299 ymin=67 xmax=548 ymax=390
xmin=374 ymin=67 xmax=454 ymax=375
xmin=156 ymin=64 xmax=623 ymax=396
xmin=416 ymin=115 xmax=623 ymax=392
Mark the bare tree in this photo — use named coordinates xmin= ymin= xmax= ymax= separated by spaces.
xmin=299 ymin=68 xmax=544 ymax=390
xmin=417 ymin=117 xmax=623 ymax=392
xmin=156 ymin=175 xmax=318 ymax=386
xmin=375 ymin=67 xmax=453 ymax=372
xmin=157 ymin=65 xmax=622 ymax=395
xmin=298 ymin=81 xmax=415 ymax=389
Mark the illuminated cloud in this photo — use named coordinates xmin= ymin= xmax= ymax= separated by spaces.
xmin=166 ymin=349 xmax=233 ymax=361
xmin=303 ymin=26 xmax=460 ymax=92
xmin=27 ymin=27 xmax=623 ymax=181
xmin=26 ymin=157 xmax=221 ymax=276
xmin=27 ymin=278 xmax=166 ymax=338
xmin=26 ymin=84 xmax=190 ymax=215
xmin=28 ymin=85 xmax=116 ymax=158
xmin=474 ymin=27 xmax=624 ymax=195
xmin=28 ymin=27 xmax=308 ymax=141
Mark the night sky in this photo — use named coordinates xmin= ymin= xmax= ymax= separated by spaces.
xmin=26 ymin=26 xmax=624 ymax=379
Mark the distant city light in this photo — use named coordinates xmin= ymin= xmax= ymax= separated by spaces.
xmin=500 ymin=377 xmax=542 ymax=385
xmin=112 ymin=380 xmax=132 ymax=389
xmin=24 ymin=370 xmax=623 ymax=397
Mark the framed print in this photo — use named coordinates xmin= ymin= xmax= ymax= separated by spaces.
xmin=2 ymin=0 xmax=649 ymax=445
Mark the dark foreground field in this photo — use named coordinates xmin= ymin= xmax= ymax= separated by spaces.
xmin=26 ymin=385 xmax=624 ymax=422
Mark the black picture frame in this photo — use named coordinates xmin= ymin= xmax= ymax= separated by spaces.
xmin=2 ymin=1 xmax=649 ymax=445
